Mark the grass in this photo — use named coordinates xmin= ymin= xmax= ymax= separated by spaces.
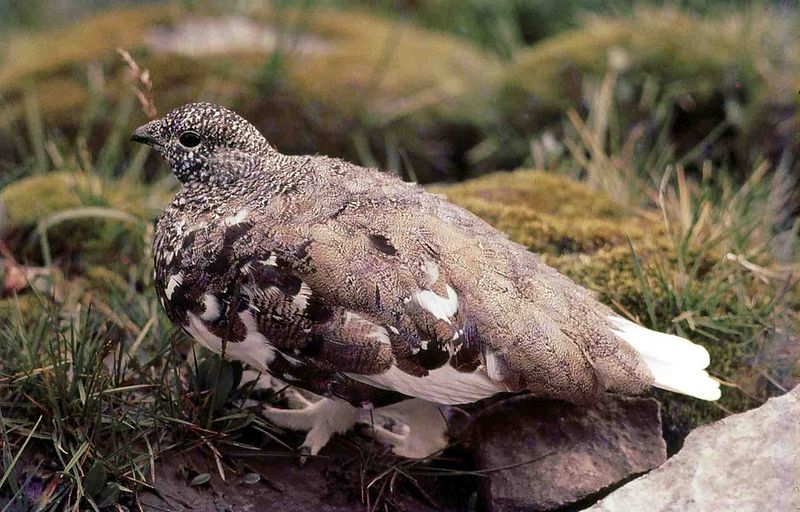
xmin=566 ymin=68 xmax=797 ymax=343
xmin=0 ymin=1 xmax=797 ymax=510
xmin=555 ymin=67 xmax=798 ymax=442
xmin=0 ymin=279 xmax=293 ymax=510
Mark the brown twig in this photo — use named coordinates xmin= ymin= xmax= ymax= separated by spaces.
xmin=117 ymin=48 xmax=157 ymax=118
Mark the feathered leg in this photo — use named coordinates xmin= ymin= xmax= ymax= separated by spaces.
xmin=245 ymin=371 xmax=449 ymax=458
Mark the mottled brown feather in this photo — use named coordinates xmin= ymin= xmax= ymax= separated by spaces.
xmin=150 ymin=103 xmax=654 ymax=407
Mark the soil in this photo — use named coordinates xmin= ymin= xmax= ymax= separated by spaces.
xmin=137 ymin=435 xmax=478 ymax=512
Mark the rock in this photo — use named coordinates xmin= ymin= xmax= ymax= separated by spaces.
xmin=472 ymin=393 xmax=666 ymax=511
xmin=584 ymin=385 xmax=800 ymax=512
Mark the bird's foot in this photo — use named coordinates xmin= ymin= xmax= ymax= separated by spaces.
xmin=357 ymin=399 xmax=449 ymax=459
xmin=259 ymin=383 xmax=449 ymax=460
xmin=262 ymin=388 xmax=358 ymax=459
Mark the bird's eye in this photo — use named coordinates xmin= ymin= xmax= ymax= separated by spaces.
xmin=178 ymin=131 xmax=202 ymax=148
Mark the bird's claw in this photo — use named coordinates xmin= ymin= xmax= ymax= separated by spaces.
xmin=298 ymin=445 xmax=311 ymax=466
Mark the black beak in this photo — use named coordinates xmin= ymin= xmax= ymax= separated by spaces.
xmin=131 ymin=120 xmax=161 ymax=146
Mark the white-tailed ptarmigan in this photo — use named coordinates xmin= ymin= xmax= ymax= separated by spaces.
xmin=133 ymin=103 xmax=721 ymax=458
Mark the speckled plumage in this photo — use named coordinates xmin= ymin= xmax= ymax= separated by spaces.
xmin=135 ymin=103 xmax=718 ymax=421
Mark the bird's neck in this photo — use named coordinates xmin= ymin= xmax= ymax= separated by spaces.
xmin=173 ymin=152 xmax=303 ymax=210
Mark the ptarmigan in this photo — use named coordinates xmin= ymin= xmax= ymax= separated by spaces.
xmin=133 ymin=103 xmax=720 ymax=458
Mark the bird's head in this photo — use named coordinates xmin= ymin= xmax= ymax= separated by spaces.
xmin=131 ymin=102 xmax=273 ymax=184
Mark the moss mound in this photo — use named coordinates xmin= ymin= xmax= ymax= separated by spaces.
xmin=499 ymin=7 xmax=798 ymax=163
xmin=504 ymin=9 xmax=760 ymax=108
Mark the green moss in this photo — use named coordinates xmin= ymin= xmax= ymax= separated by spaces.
xmin=84 ymin=265 xmax=130 ymax=297
xmin=0 ymin=6 xmax=177 ymax=89
xmin=0 ymin=5 xmax=180 ymax=127
xmin=270 ymin=8 xmax=502 ymax=124
xmin=0 ymin=171 xmax=171 ymax=269
xmin=0 ymin=171 xmax=169 ymax=226
xmin=0 ymin=171 xmax=93 ymax=227
xmin=0 ymin=294 xmax=43 ymax=323
xmin=431 ymin=170 xmax=625 ymax=219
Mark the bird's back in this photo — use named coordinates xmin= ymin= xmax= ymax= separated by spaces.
xmin=300 ymin=157 xmax=656 ymax=402
xmin=156 ymin=152 xmax=656 ymax=405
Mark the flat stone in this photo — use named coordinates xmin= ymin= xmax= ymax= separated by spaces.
xmin=585 ymin=385 xmax=800 ymax=512
xmin=472 ymin=393 xmax=666 ymax=511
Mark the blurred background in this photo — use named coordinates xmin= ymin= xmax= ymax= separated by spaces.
xmin=0 ymin=1 xmax=797 ymax=509
xmin=1 ymin=0 xmax=798 ymax=184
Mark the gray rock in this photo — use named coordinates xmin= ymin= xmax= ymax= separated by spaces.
xmin=585 ymin=385 xmax=800 ymax=512
xmin=472 ymin=393 xmax=666 ymax=511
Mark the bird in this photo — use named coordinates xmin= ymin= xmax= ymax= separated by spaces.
xmin=132 ymin=102 xmax=721 ymax=458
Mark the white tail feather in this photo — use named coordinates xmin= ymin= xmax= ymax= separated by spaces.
xmin=609 ymin=316 xmax=721 ymax=401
